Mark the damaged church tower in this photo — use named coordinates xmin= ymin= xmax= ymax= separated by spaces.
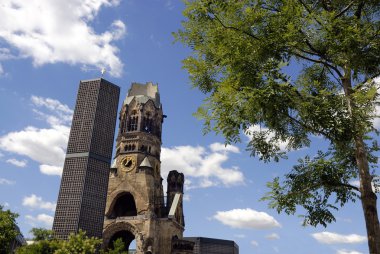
xmin=103 ymin=82 xmax=194 ymax=254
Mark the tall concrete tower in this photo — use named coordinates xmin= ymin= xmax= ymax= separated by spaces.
xmin=103 ymin=82 xmax=194 ymax=254
xmin=53 ymin=78 xmax=120 ymax=239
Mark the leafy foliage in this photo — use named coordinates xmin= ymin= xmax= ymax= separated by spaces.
xmin=175 ymin=0 xmax=380 ymax=251
xmin=16 ymin=239 xmax=60 ymax=254
xmin=16 ymin=229 xmax=130 ymax=254
xmin=54 ymin=230 xmax=102 ymax=254
xmin=30 ymin=228 xmax=54 ymax=241
xmin=103 ymin=238 xmax=129 ymax=254
xmin=0 ymin=205 xmax=19 ymax=254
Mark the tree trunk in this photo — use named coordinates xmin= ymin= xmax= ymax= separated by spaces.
xmin=355 ymin=136 xmax=380 ymax=254
xmin=342 ymin=72 xmax=380 ymax=253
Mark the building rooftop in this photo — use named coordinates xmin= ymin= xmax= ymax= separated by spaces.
xmin=124 ymin=82 xmax=161 ymax=108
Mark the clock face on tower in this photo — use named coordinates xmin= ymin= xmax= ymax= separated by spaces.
xmin=121 ymin=156 xmax=136 ymax=172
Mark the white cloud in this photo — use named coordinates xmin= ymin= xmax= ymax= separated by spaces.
xmin=25 ymin=213 xmax=54 ymax=228
xmin=39 ymin=164 xmax=62 ymax=176
xmin=266 ymin=233 xmax=280 ymax=240
xmin=0 ymin=0 xmax=125 ymax=77
xmin=0 ymin=125 xmax=69 ymax=166
xmin=6 ymin=158 xmax=27 ymax=167
xmin=0 ymin=178 xmax=15 ymax=185
xmin=161 ymin=143 xmax=244 ymax=189
xmin=245 ymin=125 xmax=290 ymax=151
xmin=209 ymin=142 xmax=240 ymax=153
xmin=234 ymin=234 xmax=246 ymax=239
xmin=213 ymin=208 xmax=281 ymax=229
xmin=31 ymin=95 xmax=73 ymax=116
xmin=251 ymin=240 xmax=259 ymax=247
xmin=311 ymin=232 xmax=367 ymax=244
xmin=0 ymin=96 xmax=71 ymax=176
xmin=22 ymin=194 xmax=56 ymax=211
xmin=337 ymin=250 xmax=363 ymax=254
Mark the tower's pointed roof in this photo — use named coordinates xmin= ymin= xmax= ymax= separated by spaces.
xmin=124 ymin=82 xmax=161 ymax=108
xmin=139 ymin=156 xmax=152 ymax=168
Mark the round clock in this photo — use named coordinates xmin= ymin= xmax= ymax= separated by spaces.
xmin=121 ymin=156 xmax=136 ymax=172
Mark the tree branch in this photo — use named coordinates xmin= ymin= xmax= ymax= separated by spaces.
xmin=297 ymin=0 xmax=323 ymax=26
xmin=280 ymin=109 xmax=335 ymax=140
xmin=293 ymin=52 xmax=343 ymax=78
xmin=334 ymin=1 xmax=355 ymax=19
xmin=355 ymin=2 xmax=365 ymax=19
xmin=209 ymin=11 xmax=260 ymax=41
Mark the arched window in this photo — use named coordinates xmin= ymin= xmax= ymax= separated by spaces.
xmin=121 ymin=113 xmax=127 ymax=133
xmin=128 ymin=116 xmax=138 ymax=131
xmin=110 ymin=193 xmax=137 ymax=218
xmin=143 ymin=113 xmax=154 ymax=133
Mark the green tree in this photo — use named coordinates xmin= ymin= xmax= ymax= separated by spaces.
xmin=102 ymin=238 xmax=128 ymax=254
xmin=16 ymin=229 xmax=106 ymax=254
xmin=30 ymin=228 xmax=54 ymax=241
xmin=0 ymin=205 xmax=19 ymax=254
xmin=15 ymin=239 xmax=60 ymax=254
xmin=54 ymin=230 xmax=102 ymax=254
xmin=175 ymin=0 xmax=380 ymax=252
xmin=16 ymin=228 xmax=58 ymax=254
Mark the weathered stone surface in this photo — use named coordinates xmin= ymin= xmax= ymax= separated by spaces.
xmin=103 ymin=82 xmax=192 ymax=254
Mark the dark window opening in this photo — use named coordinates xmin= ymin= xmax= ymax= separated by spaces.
xmin=143 ymin=117 xmax=153 ymax=133
xmin=124 ymin=144 xmax=136 ymax=151
xmin=121 ymin=113 xmax=127 ymax=133
xmin=128 ymin=116 xmax=138 ymax=131
xmin=110 ymin=193 xmax=137 ymax=218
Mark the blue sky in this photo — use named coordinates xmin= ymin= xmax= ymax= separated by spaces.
xmin=0 ymin=1 xmax=378 ymax=253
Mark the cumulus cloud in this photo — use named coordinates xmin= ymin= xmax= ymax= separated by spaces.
xmin=266 ymin=233 xmax=280 ymax=240
xmin=337 ymin=250 xmax=363 ymax=254
xmin=0 ymin=96 xmax=72 ymax=176
xmin=25 ymin=213 xmax=54 ymax=228
xmin=0 ymin=178 xmax=15 ymax=185
xmin=39 ymin=165 xmax=62 ymax=176
xmin=209 ymin=143 xmax=240 ymax=153
xmin=22 ymin=194 xmax=56 ymax=212
xmin=0 ymin=0 xmax=125 ymax=77
xmin=213 ymin=208 xmax=281 ymax=229
xmin=0 ymin=125 xmax=69 ymax=169
xmin=311 ymin=232 xmax=367 ymax=244
xmin=161 ymin=143 xmax=244 ymax=189
xmin=6 ymin=158 xmax=27 ymax=167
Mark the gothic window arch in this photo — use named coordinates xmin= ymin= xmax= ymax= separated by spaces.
xmin=143 ymin=112 xmax=154 ymax=133
xmin=121 ymin=112 xmax=127 ymax=133
xmin=128 ymin=114 xmax=138 ymax=131
xmin=110 ymin=192 xmax=137 ymax=218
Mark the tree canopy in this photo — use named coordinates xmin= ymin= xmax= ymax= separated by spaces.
xmin=175 ymin=0 xmax=380 ymax=252
xmin=16 ymin=228 xmax=128 ymax=254
xmin=0 ymin=205 xmax=19 ymax=254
